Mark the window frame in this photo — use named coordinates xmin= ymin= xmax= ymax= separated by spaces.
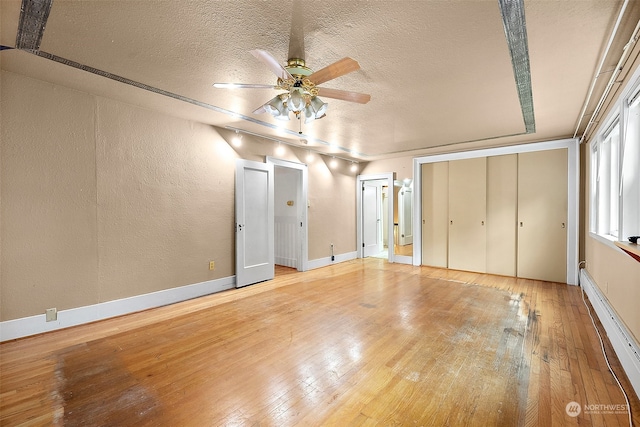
xmin=591 ymin=119 xmax=620 ymax=239
xmin=589 ymin=68 xmax=640 ymax=245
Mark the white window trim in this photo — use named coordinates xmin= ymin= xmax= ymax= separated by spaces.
xmin=588 ymin=51 xmax=640 ymax=252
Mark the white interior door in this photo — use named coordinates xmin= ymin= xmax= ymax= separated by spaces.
xmin=363 ymin=182 xmax=381 ymax=257
xmin=399 ymin=188 xmax=413 ymax=245
xmin=235 ymin=159 xmax=274 ymax=288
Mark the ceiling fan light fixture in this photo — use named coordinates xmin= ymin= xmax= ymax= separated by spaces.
xmin=304 ymin=104 xmax=316 ymax=124
xmin=288 ymin=88 xmax=305 ymax=112
xmin=264 ymin=95 xmax=285 ymax=115
xmin=216 ymin=50 xmax=369 ymax=126
xmin=310 ymin=96 xmax=328 ymax=118
xmin=264 ymin=94 xmax=293 ymax=120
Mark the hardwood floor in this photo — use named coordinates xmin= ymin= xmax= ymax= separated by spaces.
xmin=1 ymin=259 xmax=638 ymax=426
xmin=393 ymin=244 xmax=413 ymax=257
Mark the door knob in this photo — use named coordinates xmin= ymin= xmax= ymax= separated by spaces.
xmin=520 ymin=222 xmax=523 ymax=227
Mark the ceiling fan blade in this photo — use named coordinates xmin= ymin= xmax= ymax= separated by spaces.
xmin=308 ymin=58 xmax=361 ymax=86
xmin=288 ymin=0 xmax=305 ymax=61
xmin=317 ymin=87 xmax=371 ymax=104
xmin=213 ymin=83 xmax=276 ymax=89
xmin=250 ymin=49 xmax=293 ymax=81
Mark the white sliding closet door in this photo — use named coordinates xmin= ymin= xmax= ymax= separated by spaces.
xmin=448 ymin=158 xmax=487 ymax=273
xmin=517 ymin=149 xmax=568 ymax=283
xmin=421 ymin=162 xmax=449 ymax=268
xmin=486 ymin=154 xmax=518 ymax=276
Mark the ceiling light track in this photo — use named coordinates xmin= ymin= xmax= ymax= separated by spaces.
xmin=15 ymin=0 xmax=53 ymax=51
xmin=225 ymin=126 xmax=359 ymax=165
xmin=498 ymin=0 xmax=535 ymax=134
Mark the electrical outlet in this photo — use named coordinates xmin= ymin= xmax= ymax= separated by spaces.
xmin=46 ymin=308 xmax=57 ymax=322
xmin=209 ymin=261 xmax=215 ymax=271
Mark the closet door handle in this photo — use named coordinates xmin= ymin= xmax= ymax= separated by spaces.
xmin=481 ymin=221 xmax=484 ymax=226
xmin=450 ymin=220 xmax=453 ymax=225
xmin=561 ymin=222 xmax=566 ymax=229
xmin=520 ymin=221 xmax=523 ymax=227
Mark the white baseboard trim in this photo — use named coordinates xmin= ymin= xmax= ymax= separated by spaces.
xmin=580 ymin=269 xmax=640 ymax=398
xmin=394 ymin=254 xmax=413 ymax=265
xmin=307 ymin=251 xmax=358 ymax=270
xmin=0 ymin=276 xmax=235 ymax=342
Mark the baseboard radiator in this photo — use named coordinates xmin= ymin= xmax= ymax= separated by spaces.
xmin=580 ymin=269 xmax=640 ymax=398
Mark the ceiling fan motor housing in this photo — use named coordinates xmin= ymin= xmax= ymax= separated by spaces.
xmin=286 ymin=58 xmax=312 ymax=79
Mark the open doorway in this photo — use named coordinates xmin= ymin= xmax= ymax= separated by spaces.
xmin=362 ymin=180 xmax=387 ymax=258
xmin=357 ymin=173 xmax=395 ymax=263
xmin=268 ymin=157 xmax=308 ymax=273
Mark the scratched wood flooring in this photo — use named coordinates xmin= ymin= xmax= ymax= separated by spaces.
xmin=1 ymin=259 xmax=639 ymax=426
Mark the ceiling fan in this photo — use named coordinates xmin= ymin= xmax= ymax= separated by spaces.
xmin=213 ymin=49 xmax=371 ymax=124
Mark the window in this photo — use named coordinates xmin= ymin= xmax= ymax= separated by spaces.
xmin=622 ymin=95 xmax=640 ymax=238
xmin=591 ymin=88 xmax=640 ymax=242
xmin=592 ymin=120 xmax=620 ymax=238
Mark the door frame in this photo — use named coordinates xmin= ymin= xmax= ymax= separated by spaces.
xmin=357 ymin=173 xmax=395 ymax=263
xmin=412 ymin=138 xmax=579 ymax=285
xmin=267 ymin=156 xmax=309 ymax=272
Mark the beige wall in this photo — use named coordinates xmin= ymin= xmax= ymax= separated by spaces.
xmin=361 ymin=156 xmax=414 ymax=225
xmin=306 ymin=157 xmax=356 ymax=260
xmin=0 ymin=70 xmax=356 ymax=321
xmin=584 ymin=148 xmax=640 ymax=343
xmin=361 ymin=156 xmax=413 ymax=182
xmin=2 ymin=71 xmax=100 ymax=319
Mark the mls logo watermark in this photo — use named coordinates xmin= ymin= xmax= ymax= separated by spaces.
xmin=566 ymin=401 xmax=629 ymax=417
xmin=565 ymin=401 xmax=581 ymax=417
xmin=584 ymin=403 xmax=629 ymax=415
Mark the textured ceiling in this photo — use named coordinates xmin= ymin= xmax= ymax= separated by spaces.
xmin=1 ymin=0 xmax=639 ymax=161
